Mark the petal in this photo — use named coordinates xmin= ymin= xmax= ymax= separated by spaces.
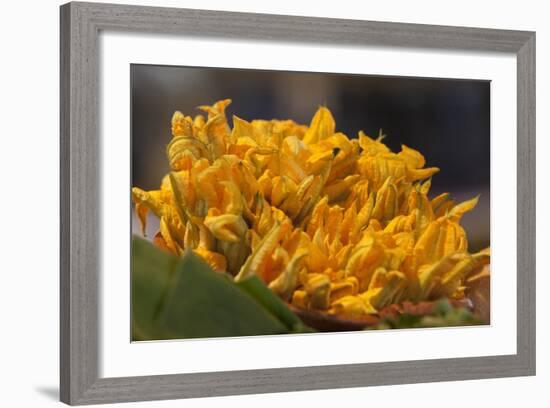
xmin=171 ymin=111 xmax=193 ymax=137
xmin=329 ymin=295 xmax=377 ymax=316
xmin=304 ymin=273 xmax=331 ymax=310
xmin=448 ymin=195 xmax=480 ymax=221
xmin=235 ymin=221 xmax=283 ymax=281
xmin=159 ymin=216 xmax=181 ymax=255
xmin=204 ymin=212 xmax=247 ymax=242
xmin=166 ymin=136 xmax=209 ymax=170
xmin=323 ymin=175 xmax=361 ymax=203
xmin=303 ymin=106 xmax=336 ymax=145
xmin=397 ymin=144 xmax=426 ymax=168
xmin=268 ymin=250 xmax=308 ymax=300
xmin=193 ymin=247 xmax=228 ymax=272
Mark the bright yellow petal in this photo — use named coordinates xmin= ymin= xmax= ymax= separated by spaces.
xmin=448 ymin=195 xmax=480 ymax=222
xmin=193 ymin=247 xmax=228 ymax=272
xmin=204 ymin=212 xmax=247 ymax=242
xmin=171 ymin=111 xmax=193 ymax=137
xmin=303 ymin=106 xmax=335 ymax=145
xmin=235 ymin=221 xmax=283 ymax=282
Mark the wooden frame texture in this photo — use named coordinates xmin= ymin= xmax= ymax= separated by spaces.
xmin=60 ymin=2 xmax=536 ymax=405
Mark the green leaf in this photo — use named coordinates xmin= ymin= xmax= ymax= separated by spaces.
xmin=236 ymin=276 xmax=314 ymax=333
xmin=131 ymin=236 xmax=178 ymax=340
xmin=157 ymin=251 xmax=289 ymax=339
xmin=131 ymin=236 xmax=313 ymax=340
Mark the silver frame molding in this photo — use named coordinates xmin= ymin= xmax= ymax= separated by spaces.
xmin=60 ymin=2 xmax=536 ymax=405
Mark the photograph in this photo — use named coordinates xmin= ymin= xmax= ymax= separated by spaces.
xmin=130 ymin=64 xmax=491 ymax=341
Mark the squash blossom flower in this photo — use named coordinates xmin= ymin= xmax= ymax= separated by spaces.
xmin=132 ymin=99 xmax=489 ymax=319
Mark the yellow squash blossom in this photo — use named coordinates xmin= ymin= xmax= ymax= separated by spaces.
xmin=132 ymin=99 xmax=489 ymax=319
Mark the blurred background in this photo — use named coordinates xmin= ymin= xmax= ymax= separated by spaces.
xmin=131 ymin=64 xmax=490 ymax=251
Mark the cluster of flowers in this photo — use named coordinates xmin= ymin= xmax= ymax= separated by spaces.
xmin=132 ymin=99 xmax=489 ymax=318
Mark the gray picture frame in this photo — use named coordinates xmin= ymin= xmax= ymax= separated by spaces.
xmin=60 ymin=1 xmax=536 ymax=405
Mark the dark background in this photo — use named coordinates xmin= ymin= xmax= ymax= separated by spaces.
xmin=131 ymin=64 xmax=490 ymax=251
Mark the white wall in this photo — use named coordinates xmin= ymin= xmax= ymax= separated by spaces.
xmin=0 ymin=0 xmax=546 ymax=406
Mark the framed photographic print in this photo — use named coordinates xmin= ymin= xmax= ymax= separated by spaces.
xmin=60 ymin=1 xmax=536 ymax=405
